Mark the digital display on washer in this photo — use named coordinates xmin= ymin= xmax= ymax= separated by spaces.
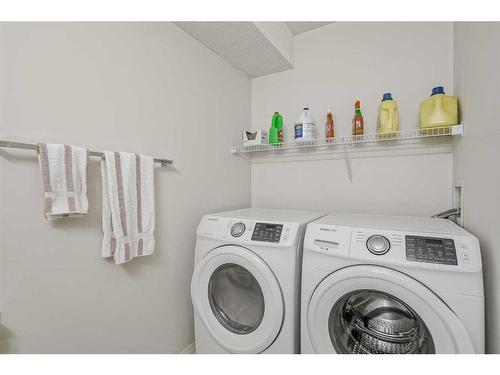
xmin=406 ymin=235 xmax=457 ymax=265
xmin=251 ymin=223 xmax=283 ymax=243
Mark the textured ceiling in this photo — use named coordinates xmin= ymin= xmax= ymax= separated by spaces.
xmin=175 ymin=22 xmax=334 ymax=78
xmin=285 ymin=22 xmax=332 ymax=35
xmin=175 ymin=22 xmax=293 ymax=78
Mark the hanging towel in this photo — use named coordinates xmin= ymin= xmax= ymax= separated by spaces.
xmin=101 ymin=151 xmax=155 ymax=264
xmin=38 ymin=143 xmax=89 ymax=220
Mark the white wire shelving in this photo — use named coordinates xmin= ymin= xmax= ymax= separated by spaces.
xmin=231 ymin=124 xmax=463 ymax=154
xmin=232 ymin=124 xmax=463 ymax=182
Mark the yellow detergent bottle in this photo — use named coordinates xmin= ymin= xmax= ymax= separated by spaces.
xmin=377 ymin=93 xmax=399 ymax=135
xmin=420 ymin=86 xmax=458 ymax=129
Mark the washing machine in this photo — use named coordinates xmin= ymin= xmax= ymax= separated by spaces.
xmin=301 ymin=213 xmax=484 ymax=354
xmin=191 ymin=208 xmax=324 ymax=353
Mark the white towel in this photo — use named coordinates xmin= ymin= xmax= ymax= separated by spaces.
xmin=101 ymin=151 xmax=155 ymax=264
xmin=38 ymin=143 xmax=89 ymax=220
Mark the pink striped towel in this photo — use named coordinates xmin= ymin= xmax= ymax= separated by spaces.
xmin=38 ymin=143 xmax=89 ymax=220
xmin=101 ymin=151 xmax=155 ymax=264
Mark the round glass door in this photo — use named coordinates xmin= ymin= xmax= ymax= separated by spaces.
xmin=208 ymin=263 xmax=265 ymax=334
xmin=306 ymin=265 xmax=475 ymax=354
xmin=328 ymin=290 xmax=435 ymax=354
xmin=191 ymin=245 xmax=284 ymax=353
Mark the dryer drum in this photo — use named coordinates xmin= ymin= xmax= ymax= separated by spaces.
xmin=208 ymin=263 xmax=266 ymax=335
xmin=328 ymin=290 xmax=436 ymax=354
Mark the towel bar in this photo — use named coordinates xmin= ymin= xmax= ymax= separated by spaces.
xmin=0 ymin=140 xmax=173 ymax=166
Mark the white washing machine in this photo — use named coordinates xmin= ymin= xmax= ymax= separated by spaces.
xmin=191 ymin=208 xmax=324 ymax=353
xmin=301 ymin=213 xmax=484 ymax=354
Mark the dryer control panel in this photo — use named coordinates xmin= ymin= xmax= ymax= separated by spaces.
xmin=406 ymin=235 xmax=457 ymax=265
xmin=251 ymin=223 xmax=283 ymax=243
xmin=197 ymin=216 xmax=299 ymax=248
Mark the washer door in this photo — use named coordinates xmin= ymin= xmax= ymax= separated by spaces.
xmin=191 ymin=245 xmax=284 ymax=353
xmin=307 ymin=265 xmax=475 ymax=354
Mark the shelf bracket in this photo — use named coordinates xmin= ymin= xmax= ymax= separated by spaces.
xmin=452 ymin=123 xmax=464 ymax=136
xmin=343 ymin=142 xmax=353 ymax=183
xmin=232 ymin=149 xmax=251 ymax=163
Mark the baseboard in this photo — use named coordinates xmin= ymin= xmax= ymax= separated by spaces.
xmin=179 ymin=342 xmax=196 ymax=354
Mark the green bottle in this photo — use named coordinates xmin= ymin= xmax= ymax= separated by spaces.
xmin=269 ymin=112 xmax=283 ymax=144
xmin=269 ymin=112 xmax=279 ymax=144
xmin=275 ymin=112 xmax=284 ymax=142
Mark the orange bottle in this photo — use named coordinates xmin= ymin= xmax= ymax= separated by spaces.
xmin=325 ymin=106 xmax=335 ymax=139
xmin=352 ymin=100 xmax=364 ymax=136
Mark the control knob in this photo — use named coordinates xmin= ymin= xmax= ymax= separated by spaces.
xmin=366 ymin=235 xmax=390 ymax=255
xmin=231 ymin=222 xmax=246 ymax=237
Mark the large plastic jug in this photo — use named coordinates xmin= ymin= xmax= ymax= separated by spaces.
xmin=377 ymin=93 xmax=399 ymax=135
xmin=419 ymin=86 xmax=458 ymax=129
xmin=295 ymin=107 xmax=316 ymax=141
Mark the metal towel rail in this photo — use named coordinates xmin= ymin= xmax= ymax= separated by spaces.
xmin=0 ymin=140 xmax=173 ymax=167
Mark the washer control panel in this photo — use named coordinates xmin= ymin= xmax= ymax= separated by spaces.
xmin=406 ymin=235 xmax=457 ymax=265
xmin=251 ymin=223 xmax=283 ymax=243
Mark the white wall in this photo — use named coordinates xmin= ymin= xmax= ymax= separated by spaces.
xmin=453 ymin=22 xmax=500 ymax=353
xmin=0 ymin=22 xmax=251 ymax=353
xmin=251 ymin=22 xmax=455 ymax=217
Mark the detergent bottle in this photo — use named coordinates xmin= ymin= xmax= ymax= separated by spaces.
xmin=275 ymin=112 xmax=284 ymax=142
xmin=269 ymin=112 xmax=283 ymax=144
xmin=377 ymin=93 xmax=399 ymax=135
xmin=419 ymin=86 xmax=458 ymax=129
xmin=295 ymin=107 xmax=316 ymax=141
xmin=269 ymin=112 xmax=279 ymax=144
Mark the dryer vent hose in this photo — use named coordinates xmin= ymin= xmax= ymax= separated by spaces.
xmin=431 ymin=208 xmax=461 ymax=219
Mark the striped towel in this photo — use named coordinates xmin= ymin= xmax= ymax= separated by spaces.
xmin=38 ymin=143 xmax=89 ymax=220
xmin=101 ymin=151 xmax=155 ymax=264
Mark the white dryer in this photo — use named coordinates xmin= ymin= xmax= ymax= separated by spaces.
xmin=301 ymin=213 xmax=484 ymax=354
xmin=192 ymin=208 xmax=324 ymax=353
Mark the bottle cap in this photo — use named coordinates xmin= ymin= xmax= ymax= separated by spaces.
xmin=431 ymin=86 xmax=445 ymax=96
xmin=382 ymin=93 xmax=393 ymax=101
xmin=303 ymin=107 xmax=309 ymax=110
xmin=274 ymin=111 xmax=279 ymax=114
xmin=355 ymin=101 xmax=360 ymax=109
xmin=327 ymin=106 xmax=332 ymax=113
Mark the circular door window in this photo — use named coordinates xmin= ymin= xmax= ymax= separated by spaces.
xmin=208 ymin=263 xmax=265 ymax=334
xmin=306 ymin=265 xmax=475 ymax=354
xmin=328 ymin=290 xmax=435 ymax=354
xmin=191 ymin=245 xmax=284 ymax=353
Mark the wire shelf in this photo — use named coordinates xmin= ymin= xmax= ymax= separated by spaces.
xmin=231 ymin=124 xmax=463 ymax=154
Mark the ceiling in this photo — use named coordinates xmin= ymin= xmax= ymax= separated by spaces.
xmin=285 ymin=22 xmax=333 ymax=35
xmin=175 ymin=22 xmax=293 ymax=78
xmin=175 ymin=22 xmax=333 ymax=78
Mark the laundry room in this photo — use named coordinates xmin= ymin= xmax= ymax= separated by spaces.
xmin=0 ymin=0 xmax=499 ymax=371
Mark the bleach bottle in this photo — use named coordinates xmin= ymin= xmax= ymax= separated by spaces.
xmin=295 ymin=107 xmax=316 ymax=141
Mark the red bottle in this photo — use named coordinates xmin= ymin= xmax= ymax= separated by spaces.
xmin=352 ymin=100 xmax=364 ymax=136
